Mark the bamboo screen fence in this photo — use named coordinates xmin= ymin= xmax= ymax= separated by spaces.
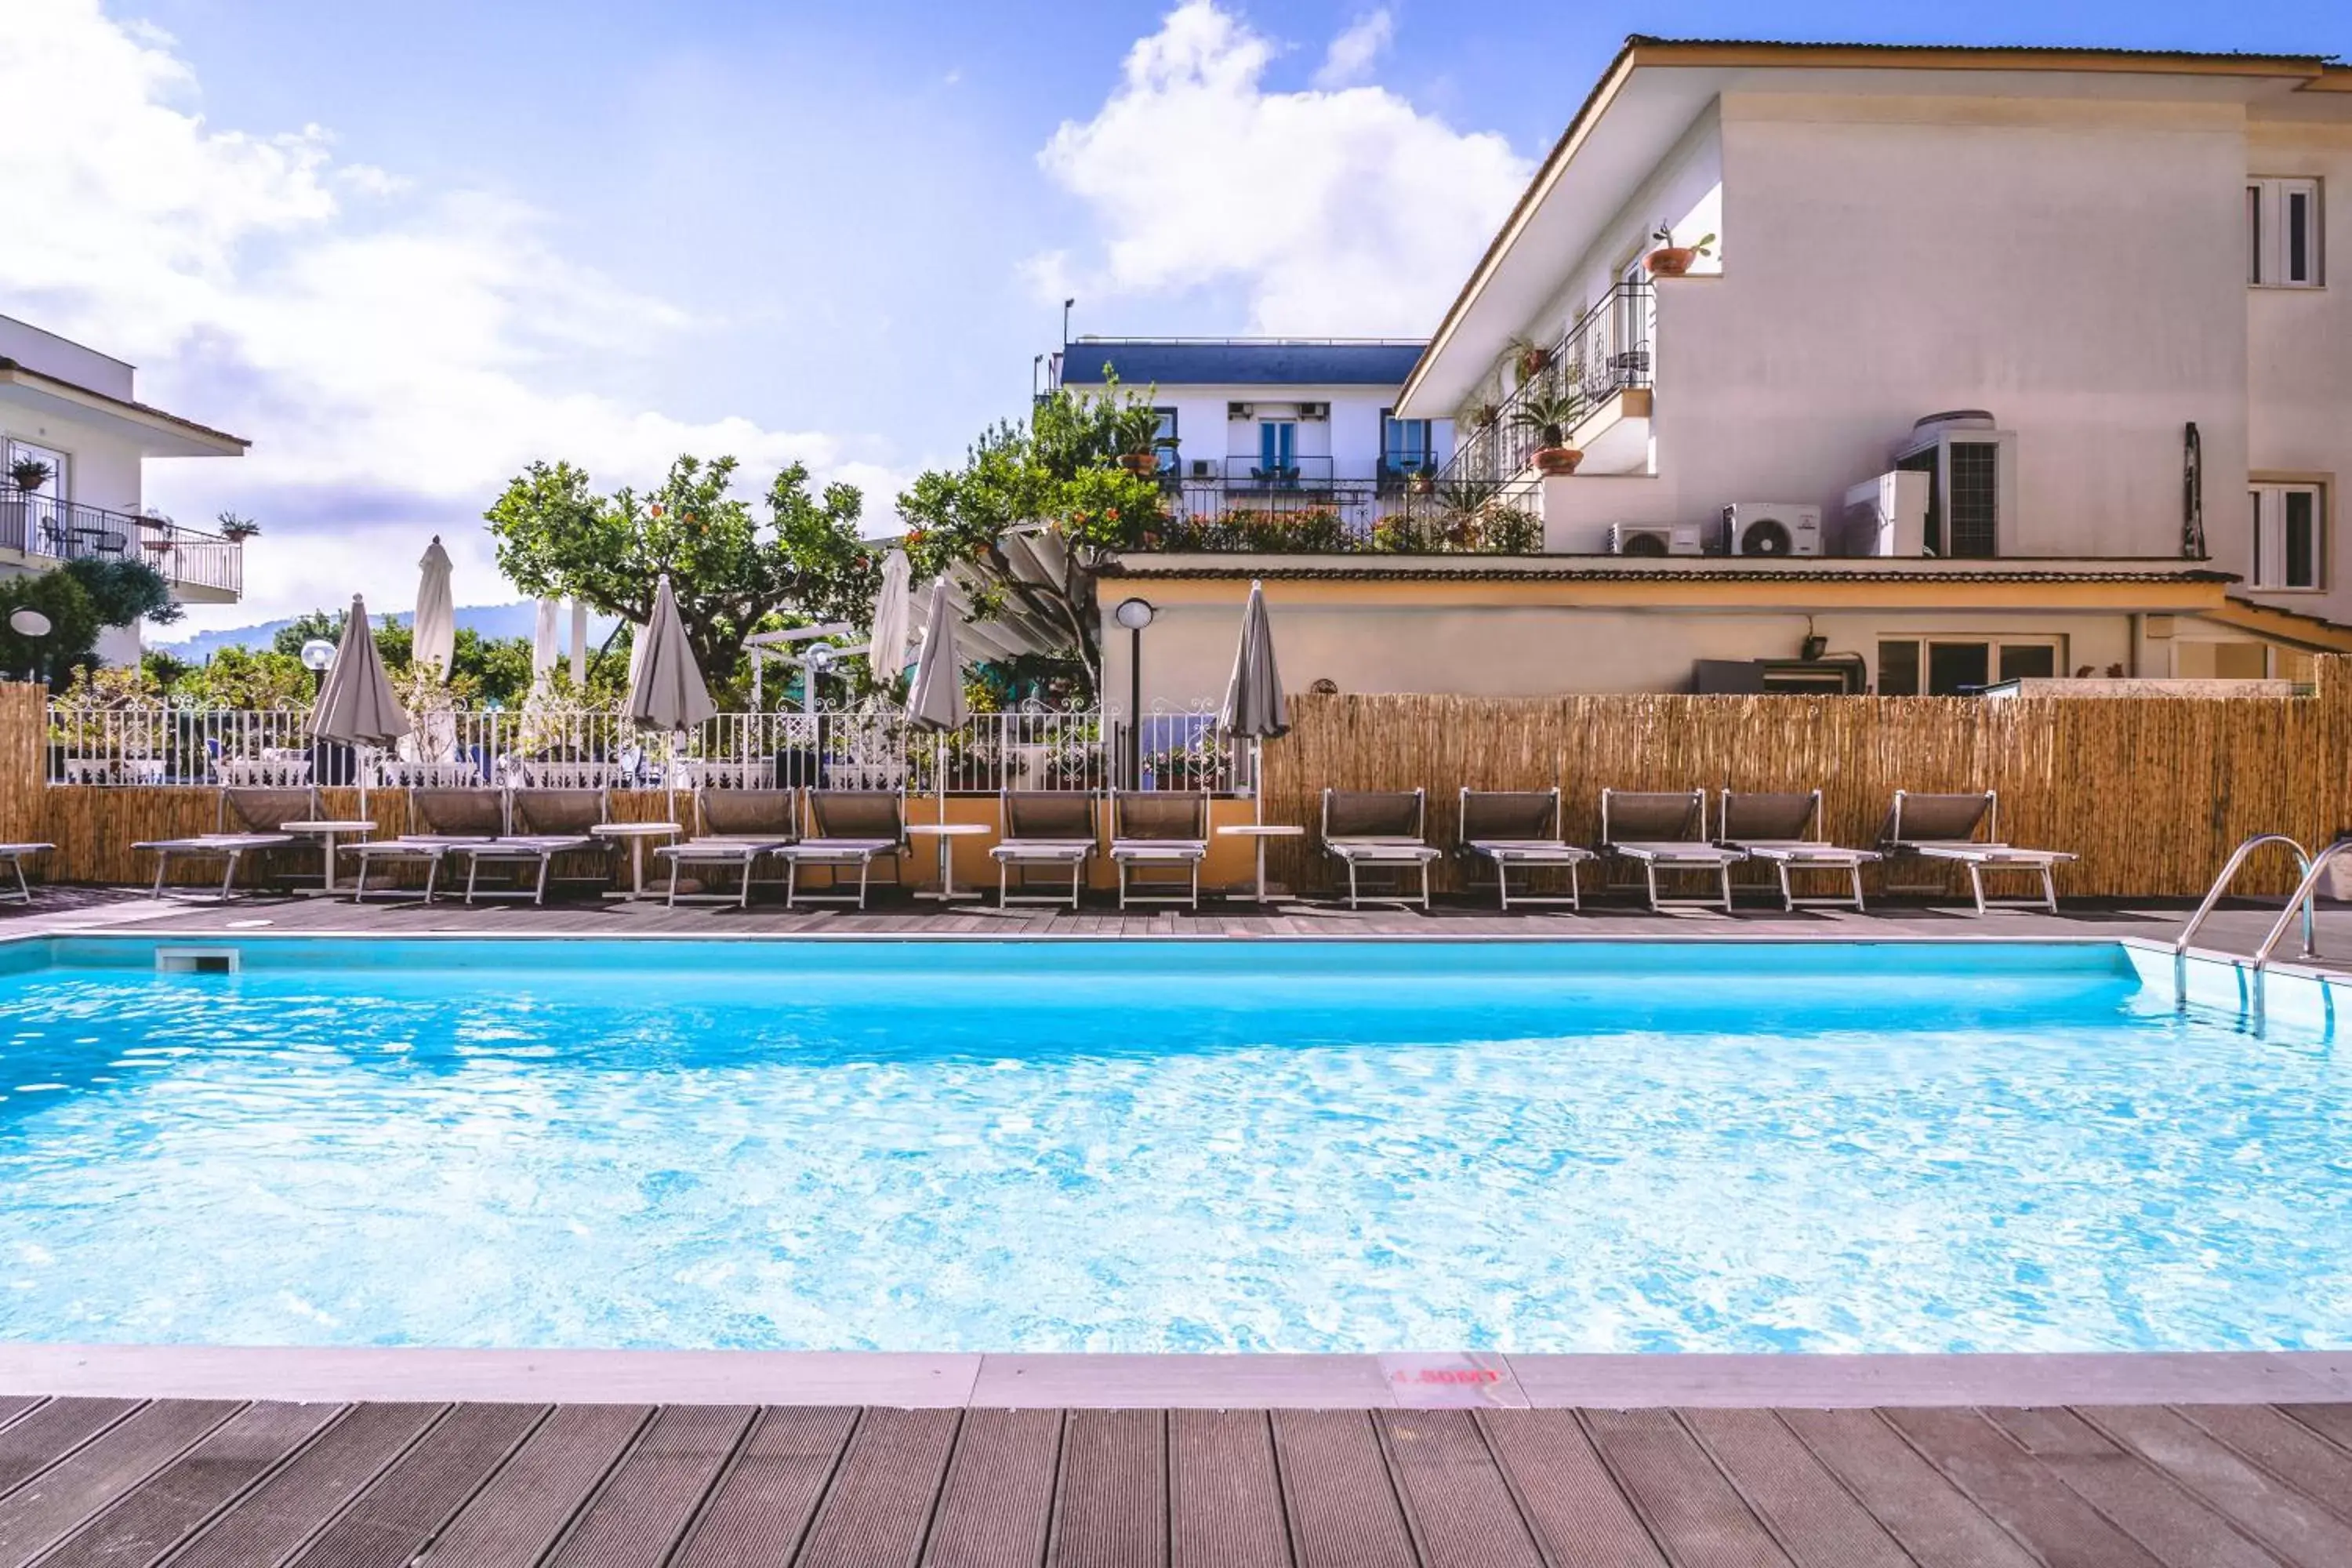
xmin=7 ymin=662 xmax=2349 ymax=897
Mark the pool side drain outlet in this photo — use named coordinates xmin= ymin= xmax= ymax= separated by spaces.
xmin=156 ymin=948 xmax=239 ymax=975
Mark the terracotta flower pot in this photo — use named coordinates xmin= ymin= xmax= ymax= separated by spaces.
xmin=1118 ymin=452 xmax=1158 ymax=476
xmin=1534 ymin=447 xmax=1583 ymax=476
xmin=1644 ymin=247 xmax=1697 ymax=278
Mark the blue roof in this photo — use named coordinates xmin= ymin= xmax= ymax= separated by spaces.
xmin=1060 ymin=339 xmax=1426 ymax=389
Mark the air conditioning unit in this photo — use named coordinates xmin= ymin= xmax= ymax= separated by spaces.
xmin=1189 ymin=459 xmax=1214 ymax=479
xmin=1841 ymin=471 xmax=1929 ymax=556
xmin=1720 ymin=503 xmax=1823 ymax=558
xmin=1227 ymin=401 xmax=1254 ymax=419
xmin=1298 ymin=401 xmax=1330 ymax=420
xmin=1609 ymin=524 xmax=1705 ymax=557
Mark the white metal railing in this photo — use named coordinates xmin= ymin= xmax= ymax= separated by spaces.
xmin=44 ymin=703 xmax=1247 ymax=793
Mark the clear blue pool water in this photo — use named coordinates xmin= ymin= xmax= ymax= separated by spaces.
xmin=0 ymin=937 xmax=2341 ymax=1356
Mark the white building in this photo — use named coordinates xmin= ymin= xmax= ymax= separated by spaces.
xmin=1 ymin=314 xmax=249 ymax=662
xmin=1096 ymin=39 xmax=2352 ymax=706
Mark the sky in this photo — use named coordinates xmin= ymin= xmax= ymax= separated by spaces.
xmin=3 ymin=0 xmax=2346 ymax=634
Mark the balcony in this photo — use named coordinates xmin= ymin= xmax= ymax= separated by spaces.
xmin=1121 ymin=475 xmax=1542 ymax=554
xmin=1439 ymin=279 xmax=1653 ymax=487
xmin=0 ymin=488 xmax=242 ymax=601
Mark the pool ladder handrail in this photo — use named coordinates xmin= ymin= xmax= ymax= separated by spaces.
xmin=2245 ymin=841 xmax=2352 ymax=1032
xmin=2174 ymin=833 xmax=2311 ymax=1012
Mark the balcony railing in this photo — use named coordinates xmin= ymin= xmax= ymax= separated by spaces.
xmin=1123 ymin=476 xmax=1542 ymax=554
xmin=1440 ymin=279 xmax=1653 ymax=487
xmin=0 ymin=488 xmax=243 ymax=597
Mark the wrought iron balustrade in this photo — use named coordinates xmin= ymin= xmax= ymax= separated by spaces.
xmin=1440 ymin=279 xmax=1653 ymax=488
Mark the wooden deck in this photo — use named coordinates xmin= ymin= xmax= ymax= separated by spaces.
xmin=0 ymin=1394 xmax=2348 ymax=1566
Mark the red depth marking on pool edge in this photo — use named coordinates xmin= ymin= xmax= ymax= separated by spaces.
xmin=1392 ymin=1369 xmax=1502 ymax=1385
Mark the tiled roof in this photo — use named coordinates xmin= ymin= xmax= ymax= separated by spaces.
xmin=1062 ymin=340 xmax=1426 ymax=389
xmin=1103 ymin=558 xmax=2241 ymax=583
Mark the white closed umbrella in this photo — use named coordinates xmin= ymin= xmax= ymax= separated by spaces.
xmin=532 ymin=597 xmax=561 ymax=691
xmin=412 ymin=536 xmax=456 ymax=680
xmin=905 ymin=578 xmax=966 ymax=733
xmin=307 ymin=594 xmax=411 ymax=816
xmin=866 ymin=548 xmax=913 ymax=685
xmin=627 ymin=575 xmax=716 ymax=808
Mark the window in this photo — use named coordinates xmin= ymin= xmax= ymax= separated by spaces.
xmin=1256 ymin=419 xmax=1296 ymax=479
xmin=1380 ymin=411 xmax=1432 ymax=475
xmin=2249 ymin=482 xmax=2325 ymax=590
xmin=1876 ymin=637 xmax=2059 ymax=695
xmin=4 ymin=440 xmax=68 ymax=498
xmin=1152 ymin=407 xmax=1178 ymax=474
xmin=2249 ymin=178 xmax=2322 ymax=288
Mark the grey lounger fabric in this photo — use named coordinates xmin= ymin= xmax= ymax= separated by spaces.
xmin=991 ymin=791 xmax=1098 ymax=909
xmin=1458 ymin=787 xmax=1592 ymax=910
xmin=448 ymin=788 xmax=612 ymax=906
xmin=1878 ymin=789 xmax=2075 ymax=913
xmin=1598 ymin=789 xmax=1746 ymax=913
xmin=1321 ymin=788 xmax=1441 ymax=910
xmin=346 ymin=788 xmax=506 ymax=903
xmin=656 ymin=789 xmax=798 ymax=908
xmin=784 ymin=789 xmax=907 ymax=909
xmin=1716 ymin=789 xmax=1881 ymax=912
xmin=134 ymin=786 xmax=319 ymax=900
xmin=1109 ymin=791 xmax=1208 ymax=909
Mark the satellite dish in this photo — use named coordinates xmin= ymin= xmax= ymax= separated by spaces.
xmin=7 ymin=609 xmax=50 ymax=638
xmin=299 ymin=638 xmax=337 ymax=673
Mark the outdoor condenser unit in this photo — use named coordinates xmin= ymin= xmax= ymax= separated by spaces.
xmin=1298 ymin=401 xmax=1330 ymax=419
xmin=1227 ymin=401 xmax=1254 ymax=419
xmin=1840 ymin=471 xmax=1929 ymax=556
xmin=1608 ymin=523 xmax=1704 ymax=557
xmin=1719 ymin=503 xmax=1823 ymax=557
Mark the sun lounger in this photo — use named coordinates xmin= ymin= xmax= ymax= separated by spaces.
xmin=0 ymin=843 xmax=51 ymax=904
xmin=448 ymin=788 xmax=613 ymax=906
xmin=991 ymin=791 xmax=1098 ymax=909
xmin=1321 ymin=788 xmax=1442 ymax=910
xmin=784 ymin=789 xmax=908 ymax=909
xmin=134 ymin=786 xmax=320 ymax=901
xmin=345 ymin=788 xmax=506 ymax=904
xmin=1458 ymin=787 xmax=1592 ymax=910
xmin=1109 ymin=791 xmax=1208 ymax=909
xmin=656 ymin=789 xmax=799 ymax=908
xmin=1716 ymin=789 xmax=1881 ymax=912
xmin=1878 ymin=789 xmax=2075 ymax=913
xmin=1598 ymin=789 xmax=1746 ymax=913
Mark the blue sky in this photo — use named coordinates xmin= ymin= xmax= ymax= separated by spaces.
xmin=5 ymin=0 xmax=2346 ymax=630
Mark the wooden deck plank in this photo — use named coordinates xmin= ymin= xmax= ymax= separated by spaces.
xmin=1049 ymin=1409 xmax=1165 ymax=1568
xmin=543 ymin=1403 xmax=753 ymax=1568
xmin=418 ymin=1404 xmax=653 ymax=1568
xmin=2166 ymin=1406 xmax=2352 ymax=1519
xmin=923 ymin=1407 xmax=1062 ymax=1568
xmin=0 ymin=1399 xmax=241 ymax=1568
xmin=1167 ymin=1410 xmax=1287 ymax=1568
xmin=1374 ymin=1410 xmax=1541 ymax=1568
xmin=794 ymin=1407 xmax=961 ymax=1568
xmin=1778 ymin=1409 xmax=2038 ymax=1568
xmin=1268 ymin=1410 xmax=1415 ymax=1568
xmin=37 ymin=1403 xmax=342 ymax=1568
xmin=2092 ymin=1406 xmax=2352 ymax=1564
xmin=0 ymin=1404 xmax=41 ymax=1440
xmin=1679 ymin=1409 xmax=1911 ymax=1568
xmin=0 ymin=1401 xmax=143 ymax=1500
xmin=1978 ymin=1407 xmax=2277 ymax=1568
xmin=2273 ymin=1405 xmax=2352 ymax=1457
xmin=1475 ymin=1410 xmax=1664 ymax=1568
xmin=284 ymin=1402 xmax=546 ymax=1568
xmin=159 ymin=1403 xmax=445 ymax=1568
xmin=1579 ymin=1408 xmax=1792 ymax=1568
xmin=670 ymin=1406 xmax=856 ymax=1568
xmin=1881 ymin=1407 xmax=2164 ymax=1568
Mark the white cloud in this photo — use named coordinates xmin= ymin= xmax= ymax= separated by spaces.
xmin=1033 ymin=0 xmax=1528 ymax=336
xmin=0 ymin=0 xmax=899 ymax=632
xmin=1313 ymin=9 xmax=1393 ymax=89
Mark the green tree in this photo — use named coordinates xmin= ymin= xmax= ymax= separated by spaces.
xmin=174 ymin=644 xmax=314 ymax=709
xmin=894 ymin=378 xmax=1165 ymax=699
xmin=63 ymin=557 xmax=183 ymax=630
xmin=0 ymin=572 xmax=100 ymax=688
xmin=485 ymin=455 xmax=877 ymax=694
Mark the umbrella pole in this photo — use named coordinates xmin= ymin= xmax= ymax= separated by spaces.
xmin=1254 ymin=735 xmax=1264 ymax=826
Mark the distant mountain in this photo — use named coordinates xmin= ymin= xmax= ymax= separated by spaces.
xmin=156 ymin=601 xmax=617 ymax=659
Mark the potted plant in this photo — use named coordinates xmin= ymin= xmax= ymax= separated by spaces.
xmin=215 ymin=510 xmax=261 ymax=543
xmin=1111 ymin=403 xmax=1174 ymax=477
xmin=7 ymin=458 xmax=51 ymax=495
xmin=1645 ymin=222 xmax=1717 ymax=277
xmin=1507 ymin=335 xmax=1552 ymax=383
xmin=1407 ymin=462 xmax=1436 ymax=496
xmin=1508 ymin=384 xmax=1587 ymax=475
xmin=1473 ymin=401 xmax=1501 ymax=430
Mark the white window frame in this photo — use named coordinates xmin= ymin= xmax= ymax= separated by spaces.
xmin=1874 ymin=635 xmax=2063 ymax=695
xmin=2249 ymin=481 xmax=2327 ymax=592
xmin=2248 ymin=177 xmax=2323 ymax=289
xmin=4 ymin=438 xmax=71 ymax=499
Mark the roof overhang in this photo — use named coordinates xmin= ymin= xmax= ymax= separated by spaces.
xmin=0 ymin=362 xmax=248 ymax=458
xmin=1396 ymin=38 xmax=2345 ymax=418
xmin=2202 ymin=593 xmax=2352 ymax=653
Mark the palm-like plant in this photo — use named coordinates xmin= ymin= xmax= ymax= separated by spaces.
xmin=1507 ymin=383 xmax=1586 ymax=449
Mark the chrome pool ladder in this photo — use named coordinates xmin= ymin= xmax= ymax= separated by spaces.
xmin=2176 ymin=832 xmax=2352 ymax=1030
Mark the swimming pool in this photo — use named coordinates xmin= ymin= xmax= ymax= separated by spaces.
xmin=0 ymin=936 xmax=2342 ymax=1356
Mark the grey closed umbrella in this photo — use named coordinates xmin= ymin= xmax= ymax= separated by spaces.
xmin=626 ymin=574 xmax=717 ymax=732
xmin=307 ymin=594 xmax=411 ymax=815
xmin=1220 ymin=580 xmax=1287 ymax=817
xmin=905 ymin=577 xmax=966 ymax=732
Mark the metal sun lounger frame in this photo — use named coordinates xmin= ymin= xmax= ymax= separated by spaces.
xmin=1109 ymin=790 xmax=1208 ymax=909
xmin=345 ymin=789 xmax=509 ymax=904
xmin=1598 ymin=788 xmax=1747 ymax=913
xmin=1879 ymin=789 xmax=2076 ymax=914
xmin=134 ymin=786 xmax=319 ymax=902
xmin=1321 ymin=788 xmax=1443 ymax=910
xmin=656 ymin=789 xmax=800 ymax=909
xmin=991 ymin=791 xmax=1098 ymax=909
xmin=439 ymin=789 xmax=613 ymax=906
xmin=1715 ymin=788 xmax=1882 ymax=912
xmin=782 ymin=789 xmax=909 ymax=909
xmin=1457 ymin=786 xmax=1592 ymax=910
xmin=0 ymin=844 xmax=51 ymax=904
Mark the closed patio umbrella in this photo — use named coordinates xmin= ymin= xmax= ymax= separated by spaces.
xmin=628 ymin=575 xmax=715 ymax=801
xmin=307 ymin=594 xmax=411 ymax=817
xmin=1219 ymin=579 xmax=1288 ymax=816
xmin=905 ymin=577 xmax=965 ymax=733
xmin=867 ymin=548 xmax=913 ymax=685
xmin=531 ymin=597 xmax=561 ymax=691
xmin=412 ymin=536 xmax=456 ymax=680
